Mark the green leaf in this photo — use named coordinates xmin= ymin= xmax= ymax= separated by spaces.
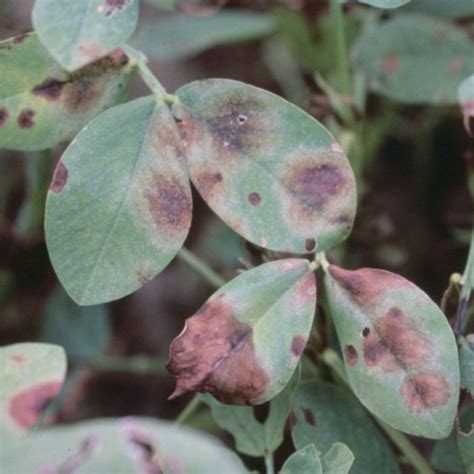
xmin=431 ymin=431 xmax=465 ymax=473
xmin=457 ymin=403 xmax=474 ymax=474
xmin=403 ymin=0 xmax=474 ymax=19
xmin=32 ymin=0 xmax=139 ymax=71
xmin=167 ymin=259 xmax=316 ymax=404
xmin=323 ymin=265 xmax=460 ymax=439
xmin=340 ymin=0 xmax=410 ymax=8
xmin=143 ymin=0 xmax=175 ymax=10
xmin=281 ymin=445 xmax=322 ymax=474
xmin=175 ymin=78 xmax=356 ymax=254
xmin=2 ymin=417 xmax=246 ymax=473
xmin=0 ymin=33 xmax=131 ymax=151
xmin=39 ymin=286 xmax=110 ymax=362
xmin=291 ymin=381 xmax=400 ymax=474
xmin=458 ymin=74 xmax=474 ymax=135
xmin=0 ymin=343 xmax=66 ymax=435
xmin=133 ymin=11 xmax=276 ymax=61
xmin=460 ymin=335 xmax=474 ymax=396
xmin=45 ymin=97 xmax=192 ymax=305
xmin=353 ymin=14 xmax=474 ymax=104
xmin=321 ymin=442 xmax=354 ymax=474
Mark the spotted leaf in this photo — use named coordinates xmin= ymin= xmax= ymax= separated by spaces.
xmin=323 ymin=265 xmax=460 ymax=438
xmin=45 ymin=97 xmax=192 ymax=305
xmin=353 ymin=14 xmax=474 ymax=104
xmin=291 ymin=381 xmax=400 ymax=474
xmin=0 ymin=33 xmax=131 ymax=151
xmin=33 ymin=0 xmax=139 ymax=71
xmin=458 ymin=74 xmax=474 ymax=136
xmin=175 ymin=79 xmax=356 ymax=254
xmin=2 ymin=417 xmax=245 ymax=473
xmin=0 ymin=343 xmax=66 ymax=436
xmin=167 ymin=259 xmax=316 ymax=405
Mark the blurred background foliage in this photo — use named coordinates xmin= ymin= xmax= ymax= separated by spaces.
xmin=0 ymin=0 xmax=473 ymax=471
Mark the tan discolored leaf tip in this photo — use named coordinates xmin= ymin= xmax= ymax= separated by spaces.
xmin=50 ymin=161 xmax=68 ymax=193
xmin=166 ymin=298 xmax=269 ymax=405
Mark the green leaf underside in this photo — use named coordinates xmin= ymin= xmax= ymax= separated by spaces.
xmin=45 ymin=96 xmax=192 ymax=305
xmin=175 ymin=79 xmax=356 ymax=254
xmin=353 ymin=14 xmax=474 ymax=104
xmin=0 ymin=33 xmax=130 ymax=151
xmin=167 ymin=259 xmax=316 ymax=405
xmin=201 ymin=367 xmax=299 ymax=457
xmin=32 ymin=0 xmax=139 ymax=71
xmin=291 ymin=381 xmax=400 ymax=474
xmin=133 ymin=11 xmax=276 ymax=61
xmin=39 ymin=286 xmax=110 ymax=361
xmin=281 ymin=445 xmax=322 ymax=474
xmin=323 ymin=265 xmax=459 ymax=439
xmin=1 ymin=418 xmax=245 ymax=473
xmin=0 ymin=343 xmax=66 ymax=435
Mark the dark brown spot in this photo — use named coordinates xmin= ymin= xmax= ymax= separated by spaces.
xmin=32 ymin=78 xmax=65 ymax=100
xmin=291 ymin=336 xmax=306 ymax=357
xmin=166 ymin=299 xmax=269 ymax=404
xmin=0 ymin=107 xmax=8 ymax=127
xmin=362 ymin=327 xmax=370 ymax=337
xmin=50 ymin=162 xmax=68 ymax=193
xmin=363 ymin=307 xmax=431 ymax=371
xmin=9 ymin=381 xmax=62 ymax=429
xmin=381 ymin=56 xmax=399 ymax=73
xmin=344 ymin=345 xmax=358 ymax=366
xmin=144 ymin=175 xmax=192 ymax=232
xmin=195 ymin=171 xmax=223 ymax=200
xmin=301 ymin=407 xmax=315 ymax=426
xmin=305 ymin=238 xmax=316 ymax=252
xmin=401 ymin=372 xmax=450 ymax=413
xmin=17 ymin=109 xmax=35 ymax=128
xmin=248 ymin=192 xmax=261 ymax=206
xmin=105 ymin=0 xmax=126 ymax=15
xmin=108 ymin=48 xmax=129 ymax=66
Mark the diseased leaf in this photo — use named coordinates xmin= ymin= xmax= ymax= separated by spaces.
xmin=45 ymin=97 xmax=192 ymax=305
xmin=353 ymin=14 xmax=474 ymax=104
xmin=460 ymin=335 xmax=474 ymax=396
xmin=0 ymin=33 xmax=131 ymax=151
xmin=281 ymin=445 xmax=322 ymax=474
xmin=340 ymin=0 xmax=410 ymax=8
xmin=321 ymin=442 xmax=354 ymax=474
xmin=39 ymin=286 xmax=110 ymax=362
xmin=458 ymin=74 xmax=474 ymax=135
xmin=133 ymin=11 xmax=276 ymax=61
xmin=291 ymin=381 xmax=400 ymax=474
xmin=323 ymin=265 xmax=460 ymax=439
xmin=403 ymin=0 xmax=474 ymax=19
xmin=0 ymin=343 xmax=66 ymax=435
xmin=175 ymin=79 xmax=356 ymax=254
xmin=32 ymin=0 xmax=139 ymax=71
xmin=167 ymin=259 xmax=316 ymax=404
xmin=2 ymin=417 xmax=246 ymax=473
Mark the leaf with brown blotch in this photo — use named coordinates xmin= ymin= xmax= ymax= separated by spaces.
xmin=167 ymin=259 xmax=316 ymax=405
xmin=0 ymin=343 xmax=66 ymax=437
xmin=323 ymin=265 xmax=460 ymax=439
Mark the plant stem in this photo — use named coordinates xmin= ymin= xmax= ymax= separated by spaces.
xmin=264 ymin=452 xmax=275 ymax=474
xmin=15 ymin=150 xmax=51 ymax=236
xmin=175 ymin=394 xmax=203 ymax=425
xmin=87 ymin=354 xmax=168 ymax=375
xmin=329 ymin=0 xmax=351 ymax=95
xmin=321 ymin=349 xmax=434 ymax=474
xmin=177 ymin=247 xmax=225 ymax=289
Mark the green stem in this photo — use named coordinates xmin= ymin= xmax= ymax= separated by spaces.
xmin=15 ymin=150 xmax=51 ymax=236
xmin=329 ymin=0 xmax=351 ymax=95
xmin=264 ymin=452 xmax=275 ymax=474
xmin=177 ymin=247 xmax=225 ymax=289
xmin=321 ymin=349 xmax=434 ymax=474
xmin=175 ymin=394 xmax=203 ymax=425
xmin=87 ymin=354 xmax=168 ymax=375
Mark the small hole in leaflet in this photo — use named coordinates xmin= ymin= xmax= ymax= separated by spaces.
xmin=362 ymin=327 xmax=370 ymax=337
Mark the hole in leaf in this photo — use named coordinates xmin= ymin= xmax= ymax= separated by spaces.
xmin=362 ymin=327 xmax=370 ymax=337
xmin=237 ymin=114 xmax=247 ymax=124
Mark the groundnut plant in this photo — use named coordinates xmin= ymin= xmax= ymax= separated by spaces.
xmin=1 ymin=0 xmax=473 ymax=472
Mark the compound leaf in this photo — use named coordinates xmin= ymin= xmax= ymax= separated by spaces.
xmin=133 ymin=11 xmax=276 ymax=61
xmin=281 ymin=445 xmax=322 ymax=474
xmin=291 ymin=381 xmax=400 ymax=474
xmin=33 ymin=0 xmax=139 ymax=71
xmin=458 ymin=74 xmax=474 ymax=135
xmin=167 ymin=259 xmax=316 ymax=404
xmin=0 ymin=343 xmax=66 ymax=436
xmin=323 ymin=265 xmax=460 ymax=439
xmin=2 ymin=417 xmax=245 ymax=473
xmin=175 ymin=78 xmax=356 ymax=254
xmin=0 ymin=33 xmax=131 ymax=151
xmin=45 ymin=97 xmax=192 ymax=305
xmin=353 ymin=14 xmax=474 ymax=104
